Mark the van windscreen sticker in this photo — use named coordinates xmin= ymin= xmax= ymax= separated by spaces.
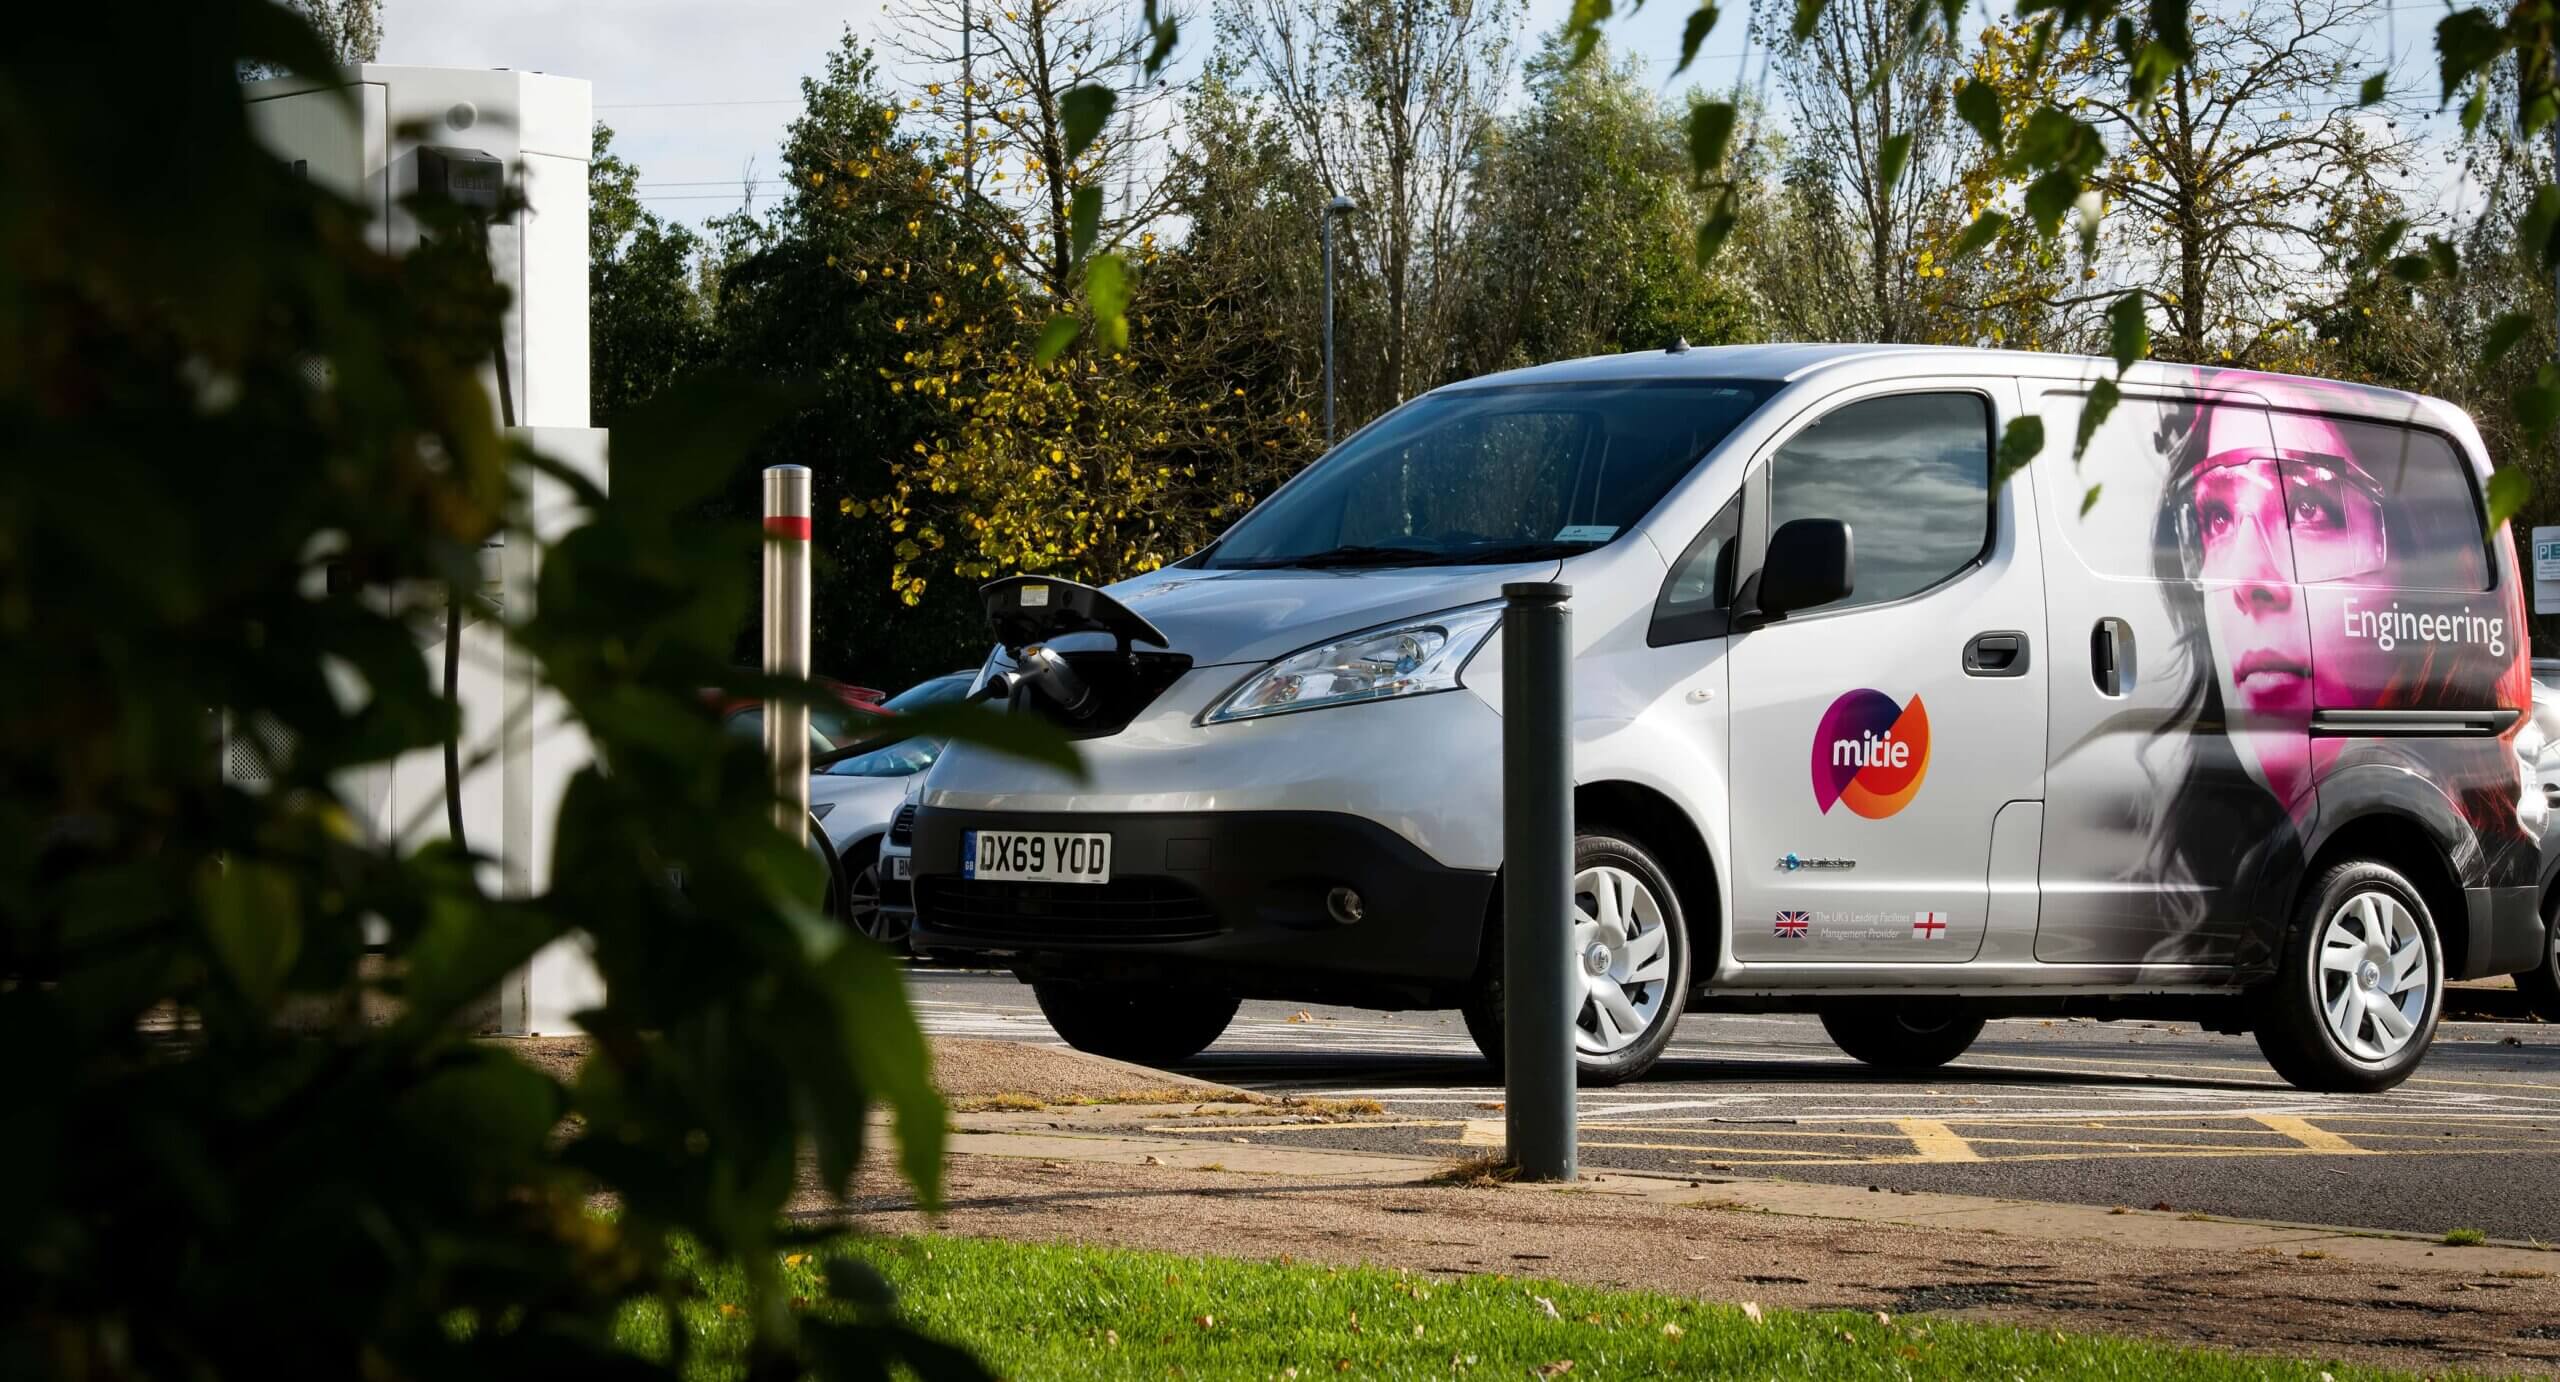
xmin=1554 ymin=524 xmax=1618 ymax=543
xmin=1810 ymin=689 xmax=1931 ymax=818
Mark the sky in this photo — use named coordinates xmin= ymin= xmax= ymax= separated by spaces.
xmin=380 ymin=0 xmax=2466 ymax=235
xmin=382 ymin=1 xmax=1766 ymax=229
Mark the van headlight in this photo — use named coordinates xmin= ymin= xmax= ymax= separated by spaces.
xmin=1203 ymin=604 xmax=1504 ymax=724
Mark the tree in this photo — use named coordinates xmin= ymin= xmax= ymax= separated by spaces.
xmin=284 ymin=0 xmax=382 ymax=64
xmin=2074 ymin=0 xmax=2418 ymax=365
xmin=710 ymin=34 xmax=1006 ymax=684
xmin=1762 ymin=0 xmax=1962 ymax=343
xmin=1454 ymin=36 xmax=1759 ymax=373
xmin=1916 ymin=19 xmax=2111 ymax=353
xmin=887 ymin=0 xmax=1185 ymax=298
xmin=590 ymin=124 xmax=715 ymax=425
xmin=1224 ymin=0 xmax=1520 ymax=414
xmin=1725 ymin=119 xmax=1873 ymax=343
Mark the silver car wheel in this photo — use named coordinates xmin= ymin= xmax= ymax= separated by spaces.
xmin=845 ymin=858 xmax=885 ymax=940
xmin=2316 ymin=889 xmax=2429 ymax=1062
xmin=1571 ymin=864 xmax=1673 ymax=1056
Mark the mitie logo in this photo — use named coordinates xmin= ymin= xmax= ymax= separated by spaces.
xmin=1810 ymin=689 xmax=1931 ymax=818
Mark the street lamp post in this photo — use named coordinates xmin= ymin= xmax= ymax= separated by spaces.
xmin=1323 ymin=194 xmax=1355 ymax=448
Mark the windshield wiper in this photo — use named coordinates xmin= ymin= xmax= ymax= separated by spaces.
xmin=1218 ymin=539 xmax=1598 ymax=571
xmin=1218 ymin=544 xmax=1442 ymax=570
xmin=1402 ymin=540 xmax=1595 ymax=566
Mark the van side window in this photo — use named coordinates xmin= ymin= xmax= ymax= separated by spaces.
xmin=2274 ymin=419 xmax=2490 ymax=592
xmin=1768 ymin=392 xmax=1993 ymax=611
xmin=1649 ymin=495 xmax=1741 ymax=645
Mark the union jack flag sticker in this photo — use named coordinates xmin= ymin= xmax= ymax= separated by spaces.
xmin=1773 ymin=911 xmax=1810 ymax=938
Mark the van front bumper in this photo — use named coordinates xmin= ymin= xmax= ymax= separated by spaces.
xmin=907 ymin=806 xmax=1497 ymax=1006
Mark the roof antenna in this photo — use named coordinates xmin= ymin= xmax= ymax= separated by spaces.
xmin=1666 ymin=336 xmax=1691 ymax=354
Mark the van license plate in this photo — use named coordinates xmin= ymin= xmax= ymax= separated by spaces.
xmin=888 ymin=855 xmax=911 ymax=881
xmin=963 ymin=830 xmax=1112 ymax=884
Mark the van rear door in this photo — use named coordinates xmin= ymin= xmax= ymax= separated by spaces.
xmin=2031 ymin=388 xmax=2306 ymax=967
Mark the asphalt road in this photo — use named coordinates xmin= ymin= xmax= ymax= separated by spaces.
xmin=909 ymin=968 xmax=2560 ymax=1243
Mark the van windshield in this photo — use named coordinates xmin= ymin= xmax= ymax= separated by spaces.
xmin=1204 ymin=379 xmax=1776 ymax=570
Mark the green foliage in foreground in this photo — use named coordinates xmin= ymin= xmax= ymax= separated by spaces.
xmin=622 ymin=1234 xmax=2442 ymax=1381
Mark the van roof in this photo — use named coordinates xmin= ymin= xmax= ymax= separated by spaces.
xmin=1445 ymin=343 xmax=2463 ymax=432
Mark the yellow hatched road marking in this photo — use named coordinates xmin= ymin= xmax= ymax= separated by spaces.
xmin=2251 ymin=1115 xmax=2369 ymax=1153
xmin=1896 ymin=1119 xmax=1983 ymax=1162
xmin=1459 ymin=1119 xmax=1506 ymax=1148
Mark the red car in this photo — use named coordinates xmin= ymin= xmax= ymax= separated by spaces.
xmin=709 ymin=676 xmax=886 ymax=750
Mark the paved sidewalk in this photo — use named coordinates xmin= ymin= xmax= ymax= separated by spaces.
xmin=821 ymin=1098 xmax=2560 ymax=1377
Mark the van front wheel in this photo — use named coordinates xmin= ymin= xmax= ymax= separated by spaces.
xmin=2254 ymin=860 xmax=2442 ymax=1093
xmin=1461 ymin=829 xmax=1693 ymax=1087
xmin=1820 ymin=1001 xmax=1986 ymax=1071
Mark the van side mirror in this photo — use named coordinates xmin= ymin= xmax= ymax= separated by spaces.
xmin=1753 ymin=518 xmax=1854 ymax=621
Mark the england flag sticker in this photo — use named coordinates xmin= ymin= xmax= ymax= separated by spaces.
xmin=1911 ymin=911 xmax=1948 ymax=940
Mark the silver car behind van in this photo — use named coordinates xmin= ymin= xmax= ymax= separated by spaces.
xmin=910 ymin=344 xmax=2544 ymax=1092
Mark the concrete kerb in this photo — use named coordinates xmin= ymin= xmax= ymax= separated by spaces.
xmin=933 ymin=1107 xmax=2560 ymax=1276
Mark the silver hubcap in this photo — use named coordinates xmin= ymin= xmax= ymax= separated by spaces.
xmin=846 ymin=862 xmax=884 ymax=939
xmin=1571 ymin=864 xmax=1674 ymax=1056
xmin=2316 ymin=890 xmax=2430 ymax=1062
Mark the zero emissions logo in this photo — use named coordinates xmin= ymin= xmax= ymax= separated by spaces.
xmin=1810 ymin=689 xmax=1931 ymax=819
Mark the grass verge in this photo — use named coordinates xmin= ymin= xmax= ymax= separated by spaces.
xmin=617 ymin=1234 xmax=2440 ymax=1380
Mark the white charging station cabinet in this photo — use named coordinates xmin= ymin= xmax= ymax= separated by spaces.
xmin=241 ymin=67 xmax=608 ymax=1035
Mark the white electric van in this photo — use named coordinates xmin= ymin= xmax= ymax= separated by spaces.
xmin=910 ymin=345 xmax=2543 ymax=1092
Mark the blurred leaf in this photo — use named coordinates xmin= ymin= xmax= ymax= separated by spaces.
xmin=1139 ymin=0 xmax=1180 ymax=75
xmin=1676 ymin=4 xmax=1722 ymax=75
xmin=1792 ymin=0 xmax=1825 ymax=39
xmin=1953 ymin=209 xmax=2009 ymax=260
xmin=1565 ymin=0 xmax=1613 ymax=64
xmin=2104 ymin=295 xmax=2148 ymax=371
xmin=1686 ymin=102 xmax=1739 ymax=182
xmin=2145 ymin=0 xmax=2193 ymax=63
xmin=2080 ymin=484 xmax=2104 ymax=518
xmin=1994 ymin=415 xmax=2047 ymax=493
xmin=601 ymin=369 xmax=809 ymax=529
xmin=1033 ymin=312 xmax=1082 ymax=365
xmin=2359 ymin=71 xmax=2387 ymax=106
xmin=1954 ymin=79 xmax=2003 ymax=149
xmin=198 ymin=860 xmax=300 ymax=1008
xmin=2483 ymin=311 xmax=2536 ymax=365
xmin=1060 ymin=85 xmax=1116 ymax=167
xmin=1876 ymin=132 xmax=1913 ymax=193
xmin=2436 ymin=9 xmax=2506 ymax=99
xmin=2487 ymin=466 xmax=2532 ymax=533
xmin=2076 ymin=377 xmax=2122 ymax=460
xmin=1069 ymin=185 xmax=1103 ymax=264
xmin=843 ymin=701 xmax=1086 ymax=782
xmin=1086 ymin=253 xmax=1131 ymax=353
xmin=1694 ymin=195 xmax=1740 ymax=265
xmin=819 ymin=936 xmax=947 ymax=1205
xmin=2516 ymin=372 xmax=2560 ymax=435
xmin=825 ymin=1256 xmax=899 ymax=1311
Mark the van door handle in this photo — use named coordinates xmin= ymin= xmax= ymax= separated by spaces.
xmin=1963 ymin=631 xmax=2029 ymax=678
xmin=2090 ymin=617 xmax=2134 ymax=696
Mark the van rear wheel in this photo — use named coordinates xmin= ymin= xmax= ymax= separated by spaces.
xmin=1820 ymin=1000 xmax=1986 ymax=1071
xmin=1031 ymin=980 xmax=1238 ymax=1067
xmin=1461 ymin=828 xmax=1693 ymax=1087
xmin=2254 ymin=860 xmax=2442 ymax=1093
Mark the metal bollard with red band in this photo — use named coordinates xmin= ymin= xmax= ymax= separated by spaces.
xmin=762 ymin=465 xmax=812 ymax=834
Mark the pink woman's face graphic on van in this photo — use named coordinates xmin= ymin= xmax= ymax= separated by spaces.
xmin=1810 ymin=689 xmax=1930 ymax=818
xmin=2180 ymin=449 xmax=2318 ymax=810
